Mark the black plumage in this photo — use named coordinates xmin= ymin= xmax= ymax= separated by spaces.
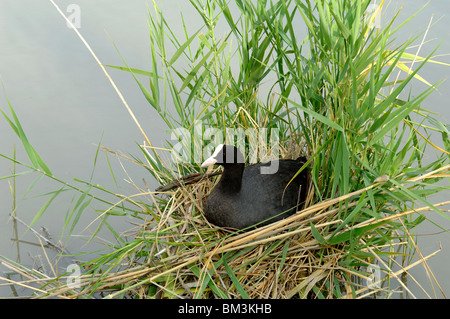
xmin=201 ymin=144 xmax=308 ymax=229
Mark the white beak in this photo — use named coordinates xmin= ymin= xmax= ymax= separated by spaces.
xmin=201 ymin=156 xmax=217 ymax=167
xmin=201 ymin=144 xmax=224 ymax=167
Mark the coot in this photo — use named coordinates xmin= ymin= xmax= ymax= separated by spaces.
xmin=201 ymin=144 xmax=308 ymax=229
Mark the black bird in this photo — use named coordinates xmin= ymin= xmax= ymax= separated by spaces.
xmin=201 ymin=144 xmax=308 ymax=229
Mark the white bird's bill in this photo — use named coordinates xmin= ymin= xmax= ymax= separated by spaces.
xmin=201 ymin=144 xmax=224 ymax=167
xmin=201 ymin=156 xmax=217 ymax=167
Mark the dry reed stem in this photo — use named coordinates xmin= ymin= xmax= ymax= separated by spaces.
xmin=398 ymin=218 xmax=444 ymax=298
xmin=49 ymin=0 xmax=157 ymax=162
xmin=354 ymin=247 xmax=441 ymax=298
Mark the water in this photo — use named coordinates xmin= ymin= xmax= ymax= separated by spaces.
xmin=0 ymin=0 xmax=449 ymax=298
xmin=0 ymin=0 xmax=166 ymax=297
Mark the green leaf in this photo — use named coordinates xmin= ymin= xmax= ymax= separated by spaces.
xmin=281 ymin=96 xmax=345 ymax=132
xmin=222 ymin=256 xmax=249 ymax=299
xmin=328 ymin=222 xmax=382 ymax=245
xmin=310 ymin=222 xmax=326 ymax=245
xmin=103 ymin=65 xmax=162 ymax=79
xmin=68 ymin=188 xmax=93 ymax=238
xmin=28 ymin=188 xmax=64 ymax=230
xmin=0 ymin=98 xmax=52 ymax=176
xmin=329 ymin=9 xmax=351 ymax=39
xmin=179 ymin=40 xmax=227 ymax=93
xmin=190 ymin=264 xmax=227 ymax=299
xmin=369 ymin=85 xmax=436 ymax=146
xmin=168 ymin=27 xmax=202 ymax=66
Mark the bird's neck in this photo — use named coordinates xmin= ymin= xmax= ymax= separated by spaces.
xmin=218 ymin=164 xmax=245 ymax=193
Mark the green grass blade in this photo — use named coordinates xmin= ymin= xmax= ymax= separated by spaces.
xmin=28 ymin=187 xmax=65 ymax=230
xmin=310 ymin=221 xmax=326 ymax=245
xmin=0 ymin=99 xmax=52 ymax=176
xmin=168 ymin=27 xmax=202 ymax=67
xmin=282 ymin=96 xmax=345 ymax=132
xmin=103 ymin=65 xmax=162 ymax=78
xmin=222 ymin=256 xmax=249 ymax=299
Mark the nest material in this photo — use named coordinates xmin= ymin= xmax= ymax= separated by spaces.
xmin=141 ymin=176 xmax=324 ymax=299
xmin=122 ymin=165 xmax=446 ymax=299
xmin=113 ymin=170 xmax=374 ymax=299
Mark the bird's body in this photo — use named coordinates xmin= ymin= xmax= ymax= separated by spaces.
xmin=201 ymin=144 xmax=308 ymax=229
